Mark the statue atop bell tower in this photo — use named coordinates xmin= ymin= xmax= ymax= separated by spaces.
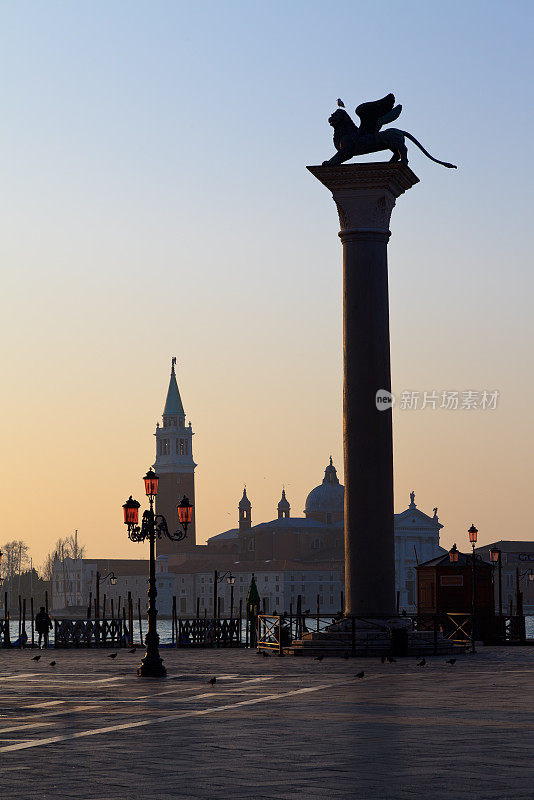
xmin=154 ymin=358 xmax=196 ymax=555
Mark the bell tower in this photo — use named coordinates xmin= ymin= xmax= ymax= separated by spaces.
xmin=154 ymin=358 xmax=196 ymax=555
xmin=238 ymin=487 xmax=252 ymax=531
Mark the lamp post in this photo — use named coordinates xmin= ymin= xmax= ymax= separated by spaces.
xmin=123 ymin=468 xmax=192 ymax=677
xmin=217 ymin=571 xmax=236 ymax=618
xmin=95 ymin=571 xmax=118 ymax=619
xmin=468 ymin=524 xmax=478 ymax=651
xmin=489 ymin=546 xmax=502 ymax=617
xmin=448 ymin=543 xmax=459 ymax=563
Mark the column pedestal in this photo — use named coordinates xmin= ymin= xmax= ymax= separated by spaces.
xmin=308 ymin=163 xmax=419 ymax=621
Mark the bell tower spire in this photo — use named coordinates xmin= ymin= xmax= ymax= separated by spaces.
xmin=154 ymin=358 xmax=197 ymax=555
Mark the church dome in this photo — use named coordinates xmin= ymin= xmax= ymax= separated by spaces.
xmin=304 ymin=458 xmax=344 ymax=519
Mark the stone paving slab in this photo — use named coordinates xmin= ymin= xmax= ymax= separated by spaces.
xmin=0 ymin=646 xmax=531 ymax=799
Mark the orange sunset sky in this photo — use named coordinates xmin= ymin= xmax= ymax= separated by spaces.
xmin=1 ymin=2 xmax=533 ymax=567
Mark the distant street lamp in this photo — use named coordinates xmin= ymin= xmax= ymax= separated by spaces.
xmin=489 ymin=546 xmax=502 ymax=617
xmin=468 ymin=524 xmax=478 ymax=652
xmin=95 ymin=570 xmax=118 ymax=619
xmin=218 ymin=571 xmax=236 ymax=585
xmin=123 ymin=468 xmax=192 ymax=677
xmin=448 ymin=544 xmax=459 ymax=563
xmin=218 ymin=571 xmax=236 ymax=618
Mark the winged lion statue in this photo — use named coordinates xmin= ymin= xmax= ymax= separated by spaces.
xmin=322 ymin=94 xmax=457 ymax=169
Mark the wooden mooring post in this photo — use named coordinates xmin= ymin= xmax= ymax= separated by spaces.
xmin=172 ymin=596 xmax=177 ymax=647
xmin=22 ymin=598 xmax=26 ymax=647
xmin=30 ymin=597 xmax=34 ymax=648
xmin=127 ymin=592 xmax=133 ymax=646
xmin=138 ymin=598 xmax=143 ymax=646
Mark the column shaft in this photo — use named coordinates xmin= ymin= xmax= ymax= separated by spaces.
xmin=342 ymin=231 xmax=395 ymax=617
xmin=307 ymin=163 xmax=419 ymax=622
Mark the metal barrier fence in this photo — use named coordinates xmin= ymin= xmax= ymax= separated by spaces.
xmin=257 ymin=614 xmax=332 ymax=654
xmin=413 ymin=613 xmax=473 ymax=647
xmin=175 ymin=618 xmax=240 ymax=647
xmin=54 ymin=618 xmax=127 ymax=648
xmin=413 ymin=613 xmax=529 ymax=647
xmin=257 ymin=615 xmax=283 ymax=655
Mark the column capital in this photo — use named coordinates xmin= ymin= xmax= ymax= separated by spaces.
xmin=307 ymin=163 xmax=419 ymax=237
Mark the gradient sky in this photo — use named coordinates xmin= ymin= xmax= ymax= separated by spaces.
xmin=1 ymin=1 xmax=533 ymax=566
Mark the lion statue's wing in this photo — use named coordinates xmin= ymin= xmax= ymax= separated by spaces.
xmin=355 ymin=93 xmax=396 ymax=133
xmin=377 ymin=104 xmax=402 ymax=129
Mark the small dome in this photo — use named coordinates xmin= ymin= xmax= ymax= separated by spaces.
xmin=304 ymin=458 xmax=344 ymax=517
xmin=278 ymin=488 xmax=290 ymax=510
xmin=238 ymin=487 xmax=251 ymax=509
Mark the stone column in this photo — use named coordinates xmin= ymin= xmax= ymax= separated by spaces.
xmin=307 ymin=163 xmax=419 ymax=618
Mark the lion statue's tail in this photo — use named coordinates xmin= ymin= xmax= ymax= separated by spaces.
xmin=400 ymin=131 xmax=457 ymax=169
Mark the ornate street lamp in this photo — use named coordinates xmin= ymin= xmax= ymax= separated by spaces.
xmin=489 ymin=546 xmax=502 ymax=617
xmin=468 ymin=524 xmax=478 ymax=652
xmin=448 ymin=544 xmax=459 ymax=563
xmin=123 ymin=469 xmax=192 ymax=677
xmin=468 ymin=524 xmax=478 ymax=545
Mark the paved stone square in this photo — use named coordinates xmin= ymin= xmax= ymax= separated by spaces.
xmin=0 ymin=646 xmax=532 ymax=799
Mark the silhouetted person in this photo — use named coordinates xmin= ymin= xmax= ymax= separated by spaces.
xmin=35 ymin=607 xmax=52 ymax=649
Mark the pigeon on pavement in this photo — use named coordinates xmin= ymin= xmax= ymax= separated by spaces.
xmin=355 ymin=671 xmax=365 ymax=679
xmin=108 ymin=653 xmax=118 ymax=659
xmin=208 ymin=677 xmax=217 ymax=686
xmin=417 ymin=658 xmax=426 ymax=667
xmin=31 ymin=655 xmax=41 ymax=662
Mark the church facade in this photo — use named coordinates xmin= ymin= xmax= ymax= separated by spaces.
xmin=51 ymin=363 xmax=446 ymax=615
xmin=152 ymin=362 xmax=446 ymax=614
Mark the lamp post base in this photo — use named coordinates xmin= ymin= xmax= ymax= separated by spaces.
xmin=137 ymin=654 xmax=167 ymax=678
